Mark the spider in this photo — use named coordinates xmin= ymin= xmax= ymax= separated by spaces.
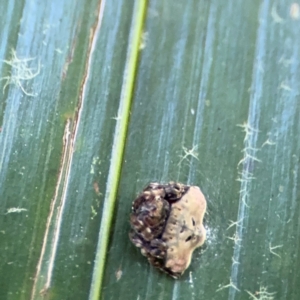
xmin=129 ymin=182 xmax=207 ymax=278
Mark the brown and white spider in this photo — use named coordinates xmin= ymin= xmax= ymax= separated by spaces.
xmin=129 ymin=182 xmax=207 ymax=279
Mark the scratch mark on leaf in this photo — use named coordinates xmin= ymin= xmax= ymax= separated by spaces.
xmin=216 ymin=278 xmax=240 ymax=292
xmin=226 ymin=218 xmax=245 ymax=230
xmin=278 ymin=81 xmax=292 ymax=91
xmin=228 ymin=1 xmax=269 ymax=296
xmin=261 ymin=138 xmax=275 ymax=147
xmin=91 ymin=206 xmax=97 ymax=220
xmin=246 ymin=286 xmax=276 ymax=300
xmin=271 ymin=4 xmax=284 ymax=23
xmin=31 ymin=119 xmax=72 ymax=298
xmin=30 ymin=1 xmax=106 ymax=297
xmin=0 ymin=49 xmax=40 ymax=96
xmin=5 ymin=207 xmax=27 ymax=214
xmin=226 ymin=233 xmax=242 ymax=245
xmin=62 ymin=25 xmax=80 ymax=80
xmin=269 ymin=242 xmax=283 ymax=258
xmin=178 ymin=145 xmax=199 ymax=166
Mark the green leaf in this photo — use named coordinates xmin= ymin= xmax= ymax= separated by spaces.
xmin=1 ymin=0 xmax=300 ymax=300
xmin=0 ymin=0 xmax=134 ymax=299
xmin=102 ymin=0 xmax=300 ymax=299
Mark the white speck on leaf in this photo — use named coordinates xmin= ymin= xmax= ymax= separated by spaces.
xmin=139 ymin=32 xmax=148 ymax=50
xmin=290 ymin=3 xmax=300 ymax=19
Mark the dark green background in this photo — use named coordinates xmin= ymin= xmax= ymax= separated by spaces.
xmin=0 ymin=0 xmax=299 ymax=299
